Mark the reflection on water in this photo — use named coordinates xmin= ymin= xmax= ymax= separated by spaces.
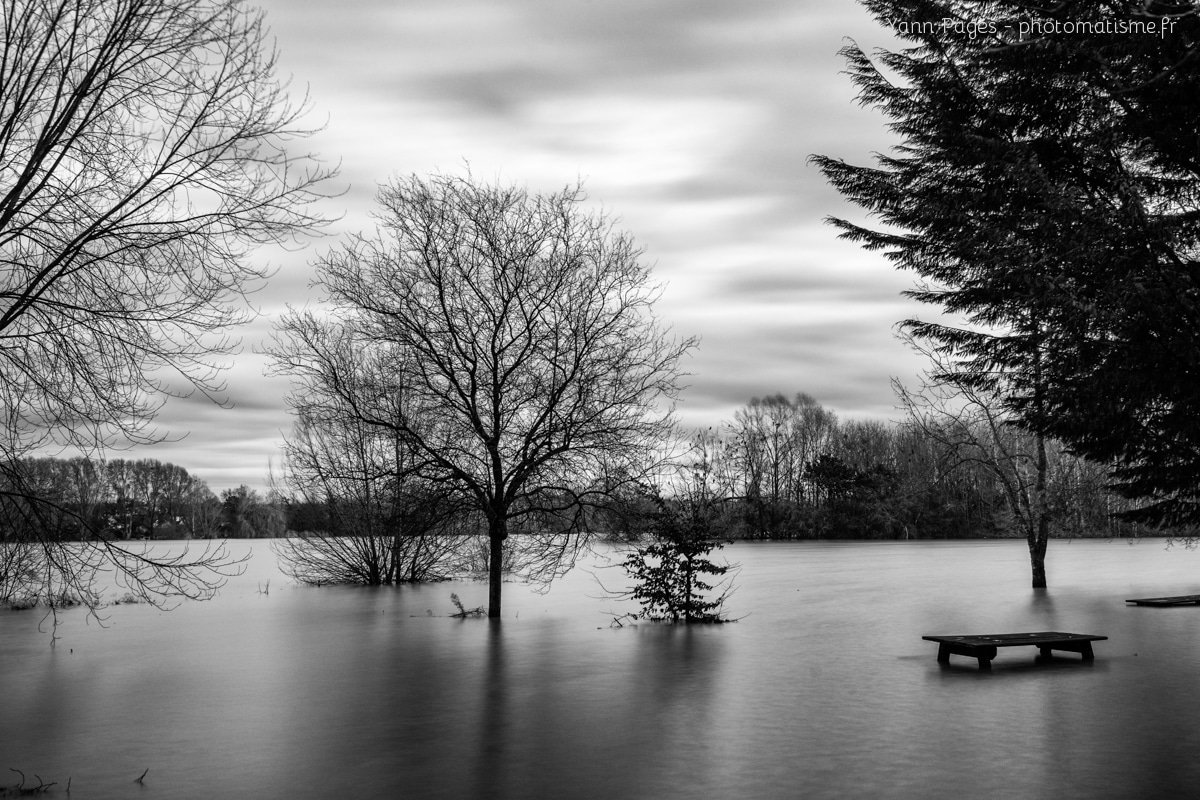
xmin=3 ymin=538 xmax=1200 ymax=799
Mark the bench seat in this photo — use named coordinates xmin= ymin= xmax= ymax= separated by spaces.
xmin=922 ymin=631 xmax=1107 ymax=669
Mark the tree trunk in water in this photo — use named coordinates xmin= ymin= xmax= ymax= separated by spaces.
xmin=683 ymin=554 xmax=694 ymax=623
xmin=1029 ymin=533 xmax=1048 ymax=588
xmin=1029 ymin=429 xmax=1051 ymax=589
xmin=488 ymin=517 xmax=506 ymax=619
xmin=389 ymin=531 xmax=401 ymax=584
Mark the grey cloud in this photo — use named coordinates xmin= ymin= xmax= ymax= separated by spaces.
xmin=675 ymin=313 xmax=921 ymax=391
xmin=122 ymin=0 xmax=928 ymax=491
xmin=715 ymin=271 xmax=910 ymax=306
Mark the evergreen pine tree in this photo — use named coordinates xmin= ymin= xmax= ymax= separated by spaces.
xmin=813 ymin=1 xmax=1200 ymax=539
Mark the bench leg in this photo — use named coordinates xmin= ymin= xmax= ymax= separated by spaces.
xmin=977 ymin=645 xmax=997 ymax=670
xmin=1045 ymin=641 xmax=1096 ymax=661
xmin=936 ymin=642 xmax=997 ymax=668
xmin=1039 ymin=646 xmax=1054 ymax=659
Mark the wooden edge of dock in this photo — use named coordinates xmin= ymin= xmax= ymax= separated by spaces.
xmin=1126 ymin=595 xmax=1200 ymax=606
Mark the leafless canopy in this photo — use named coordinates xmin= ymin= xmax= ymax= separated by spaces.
xmin=0 ymin=0 xmax=333 ymax=456
xmin=0 ymin=0 xmax=333 ymax=619
xmin=271 ymin=405 xmax=479 ymax=586
xmin=270 ymin=173 xmax=695 ymax=616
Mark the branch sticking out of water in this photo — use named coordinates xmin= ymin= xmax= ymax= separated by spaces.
xmin=449 ymin=593 xmax=485 ymax=618
xmin=4 ymin=768 xmax=57 ymax=794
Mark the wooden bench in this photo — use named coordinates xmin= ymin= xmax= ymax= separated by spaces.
xmin=922 ymin=631 xmax=1107 ymax=670
xmin=1126 ymin=594 xmax=1200 ymax=607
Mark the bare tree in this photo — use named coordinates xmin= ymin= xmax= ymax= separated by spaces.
xmin=896 ymin=371 xmax=1055 ymax=583
xmin=269 ymin=173 xmax=695 ymax=618
xmin=271 ymin=403 xmax=477 ymax=586
xmin=0 ymin=0 xmax=333 ymax=615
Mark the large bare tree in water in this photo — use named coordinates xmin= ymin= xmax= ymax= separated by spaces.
xmin=270 ymin=173 xmax=695 ymax=618
xmin=0 ymin=0 xmax=333 ymax=614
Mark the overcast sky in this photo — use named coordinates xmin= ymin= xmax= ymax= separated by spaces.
xmin=140 ymin=0 xmax=932 ymax=494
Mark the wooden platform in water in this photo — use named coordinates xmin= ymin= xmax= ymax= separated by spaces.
xmin=1126 ymin=594 xmax=1200 ymax=607
xmin=922 ymin=631 xmax=1107 ymax=670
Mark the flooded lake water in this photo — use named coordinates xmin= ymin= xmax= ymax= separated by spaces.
xmin=4 ymin=537 xmax=1200 ymax=799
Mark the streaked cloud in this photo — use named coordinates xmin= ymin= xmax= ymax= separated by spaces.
xmin=105 ymin=0 xmax=927 ymax=492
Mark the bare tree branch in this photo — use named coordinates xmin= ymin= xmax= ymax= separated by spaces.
xmin=0 ymin=0 xmax=334 ymax=625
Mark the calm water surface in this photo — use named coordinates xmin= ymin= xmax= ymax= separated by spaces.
xmin=3 ymin=538 xmax=1200 ymax=799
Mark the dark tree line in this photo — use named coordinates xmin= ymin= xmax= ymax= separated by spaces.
xmin=0 ymin=456 xmax=245 ymax=609
xmin=656 ymin=392 xmax=1156 ymax=543
xmin=2 ymin=457 xmax=217 ymax=541
xmin=0 ymin=457 xmax=287 ymax=546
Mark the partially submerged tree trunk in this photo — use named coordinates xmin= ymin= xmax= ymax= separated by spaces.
xmin=1029 ymin=526 xmax=1049 ymax=589
xmin=1029 ymin=429 xmax=1051 ymax=589
xmin=488 ymin=517 xmax=507 ymax=619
